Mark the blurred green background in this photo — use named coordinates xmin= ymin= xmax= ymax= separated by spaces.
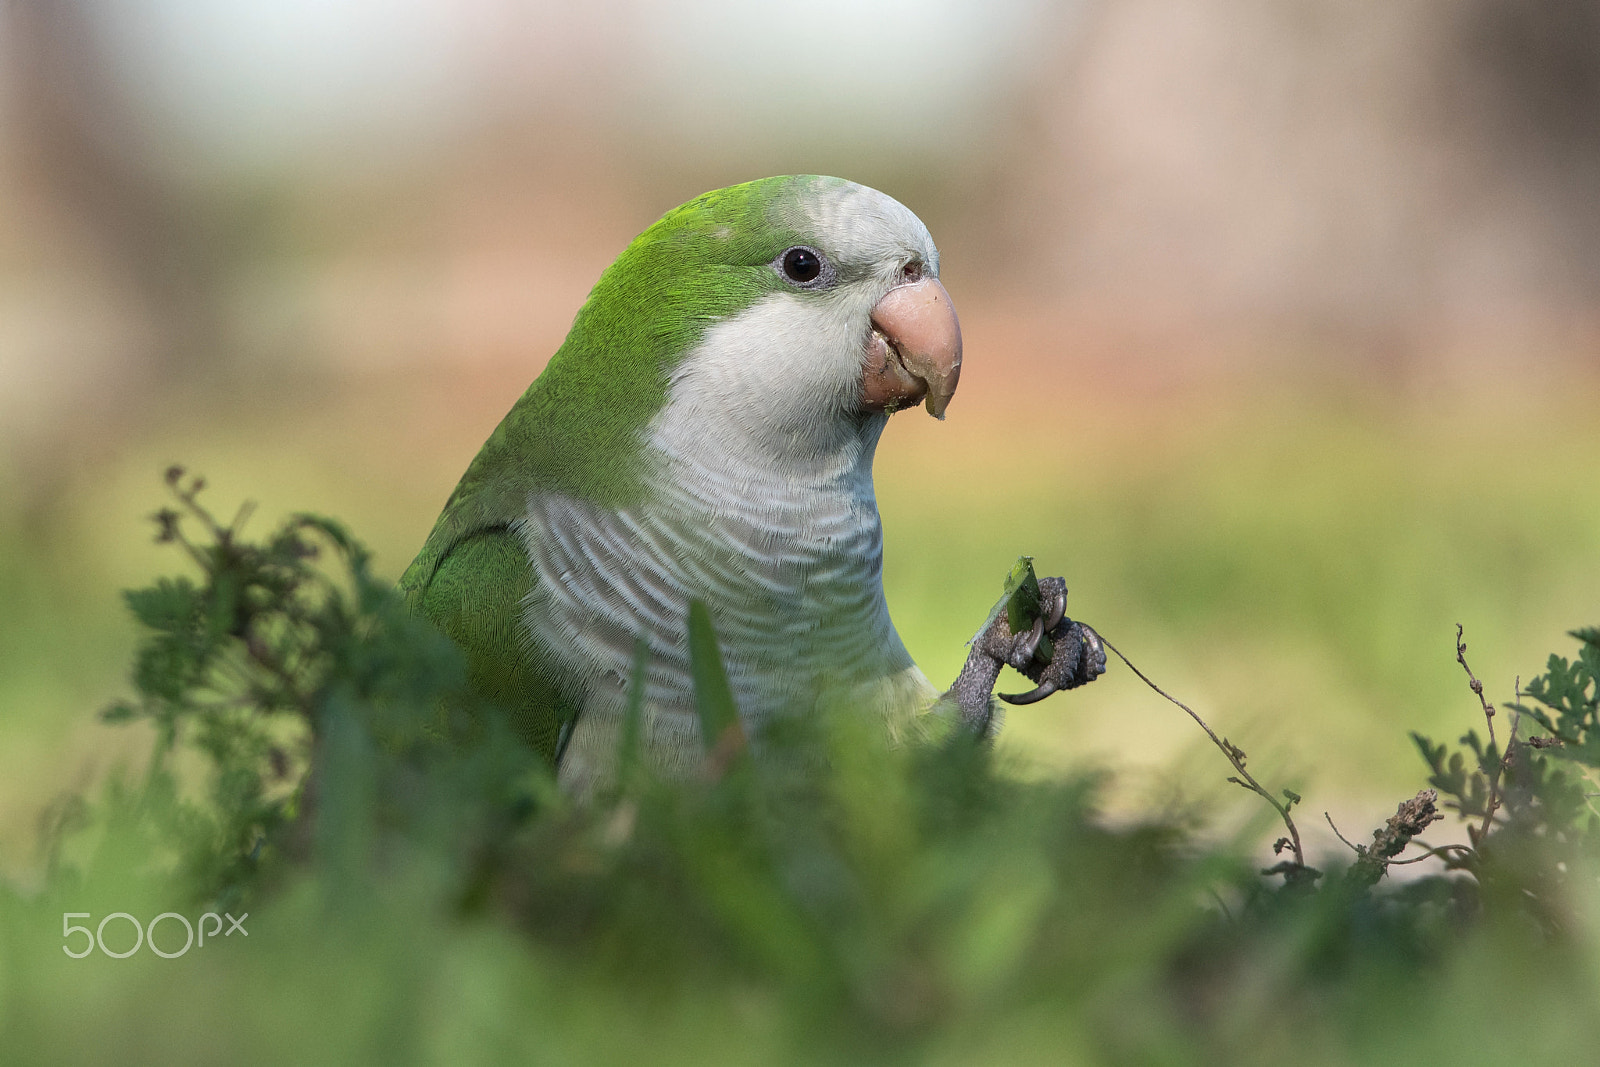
xmin=3 ymin=0 xmax=1599 ymax=883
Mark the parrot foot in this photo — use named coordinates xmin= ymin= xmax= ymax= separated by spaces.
xmin=998 ymin=617 xmax=1105 ymax=705
xmin=942 ymin=576 xmax=1106 ymax=734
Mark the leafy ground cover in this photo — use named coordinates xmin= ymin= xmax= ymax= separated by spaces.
xmin=4 ymin=472 xmax=1598 ymax=1065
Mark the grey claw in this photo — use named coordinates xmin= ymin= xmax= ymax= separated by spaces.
xmin=1081 ymin=624 xmax=1105 ymax=673
xmin=1044 ymin=590 xmax=1066 ymax=632
xmin=1014 ymin=615 xmax=1044 ymax=664
xmin=999 ymin=678 xmax=1059 ymax=705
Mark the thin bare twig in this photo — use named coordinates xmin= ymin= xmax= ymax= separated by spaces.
xmin=1508 ymin=675 xmax=1522 ymax=750
xmin=1456 ymin=624 xmax=1503 ymax=847
xmin=1382 ymin=843 xmax=1475 ymax=866
xmin=1101 ymin=636 xmax=1310 ymax=879
xmin=1324 ymin=812 xmax=1361 ymax=853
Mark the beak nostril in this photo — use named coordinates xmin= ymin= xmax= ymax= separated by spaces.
xmin=902 ymin=260 xmax=923 ymax=283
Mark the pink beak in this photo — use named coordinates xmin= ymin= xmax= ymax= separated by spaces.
xmin=861 ymin=277 xmax=963 ymax=419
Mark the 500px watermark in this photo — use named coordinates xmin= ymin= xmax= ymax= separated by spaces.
xmin=61 ymin=911 xmax=248 ymax=959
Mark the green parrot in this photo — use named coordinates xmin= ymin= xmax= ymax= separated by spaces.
xmin=400 ymin=174 xmax=1099 ymax=794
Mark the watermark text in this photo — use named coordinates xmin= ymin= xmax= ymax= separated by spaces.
xmin=62 ymin=911 xmax=248 ymax=959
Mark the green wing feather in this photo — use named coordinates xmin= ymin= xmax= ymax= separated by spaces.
xmin=400 ymin=519 xmax=574 ymax=763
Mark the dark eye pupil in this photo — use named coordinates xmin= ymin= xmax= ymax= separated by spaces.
xmin=782 ymin=247 xmax=821 ymax=283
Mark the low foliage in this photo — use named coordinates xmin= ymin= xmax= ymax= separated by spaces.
xmin=1407 ymin=624 xmax=1600 ymax=931
xmin=5 ymin=475 xmax=1600 ymax=1065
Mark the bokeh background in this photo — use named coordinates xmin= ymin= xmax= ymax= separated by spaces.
xmin=3 ymin=0 xmax=1599 ymax=879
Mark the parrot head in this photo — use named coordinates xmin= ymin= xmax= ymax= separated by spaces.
xmin=618 ymin=174 xmax=960 ymax=417
xmin=511 ymin=175 xmax=963 ymax=508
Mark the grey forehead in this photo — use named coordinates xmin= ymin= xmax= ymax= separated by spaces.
xmin=789 ymin=178 xmax=940 ymax=275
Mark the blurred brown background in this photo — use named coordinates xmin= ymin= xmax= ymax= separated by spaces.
xmin=3 ymin=0 xmax=1598 ymax=873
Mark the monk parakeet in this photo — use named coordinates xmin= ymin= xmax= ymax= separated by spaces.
xmin=400 ymin=175 xmax=1098 ymax=794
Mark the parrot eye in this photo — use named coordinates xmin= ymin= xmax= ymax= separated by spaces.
xmin=777 ymin=246 xmax=828 ymax=286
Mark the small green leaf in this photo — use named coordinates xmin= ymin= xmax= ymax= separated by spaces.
xmin=99 ymin=702 xmax=139 ymax=724
xmin=970 ymin=556 xmax=1041 ymax=646
xmin=124 ymin=577 xmax=200 ymax=632
xmin=1004 ymin=557 xmax=1043 ymax=636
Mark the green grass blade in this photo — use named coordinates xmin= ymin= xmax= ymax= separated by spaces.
xmin=688 ymin=600 xmax=743 ymax=759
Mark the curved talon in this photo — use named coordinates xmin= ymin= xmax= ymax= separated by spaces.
xmin=1043 ymin=590 xmax=1066 ymax=632
xmin=999 ymin=679 xmax=1059 ymax=705
xmin=1014 ymin=615 xmax=1044 ymax=664
xmin=1081 ymin=624 xmax=1104 ymax=665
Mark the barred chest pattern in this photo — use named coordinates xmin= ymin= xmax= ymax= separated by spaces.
xmin=519 ymin=414 xmax=924 ymax=789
